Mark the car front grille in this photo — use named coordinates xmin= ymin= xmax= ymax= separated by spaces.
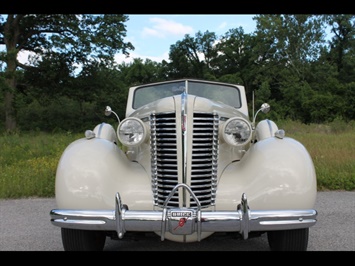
xmin=150 ymin=112 xmax=219 ymax=209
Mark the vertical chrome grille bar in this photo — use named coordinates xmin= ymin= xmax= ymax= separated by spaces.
xmin=150 ymin=104 xmax=219 ymax=208
xmin=150 ymin=113 xmax=159 ymax=206
xmin=211 ymin=112 xmax=219 ymax=205
xmin=151 ymin=112 xmax=179 ymax=208
xmin=189 ymin=112 xmax=219 ymax=207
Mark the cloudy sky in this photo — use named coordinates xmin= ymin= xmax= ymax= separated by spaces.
xmin=115 ymin=14 xmax=256 ymax=64
xmin=14 ymin=15 xmax=256 ymax=66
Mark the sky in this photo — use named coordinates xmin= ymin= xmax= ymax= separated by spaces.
xmin=14 ymin=15 xmax=257 ymax=67
xmin=114 ymin=14 xmax=257 ymax=64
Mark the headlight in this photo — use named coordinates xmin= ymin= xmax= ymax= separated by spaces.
xmin=117 ymin=118 xmax=146 ymax=146
xmin=222 ymin=117 xmax=252 ymax=146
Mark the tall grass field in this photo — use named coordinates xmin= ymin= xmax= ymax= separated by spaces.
xmin=0 ymin=120 xmax=354 ymax=199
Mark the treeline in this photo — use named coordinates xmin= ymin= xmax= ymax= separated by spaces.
xmin=0 ymin=14 xmax=354 ymax=133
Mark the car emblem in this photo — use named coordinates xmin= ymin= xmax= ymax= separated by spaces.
xmin=182 ymin=115 xmax=187 ymax=132
xmin=171 ymin=210 xmax=192 ymax=230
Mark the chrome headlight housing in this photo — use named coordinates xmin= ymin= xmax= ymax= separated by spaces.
xmin=117 ymin=117 xmax=146 ymax=146
xmin=222 ymin=117 xmax=252 ymax=146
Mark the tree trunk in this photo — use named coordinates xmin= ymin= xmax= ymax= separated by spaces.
xmin=4 ymin=60 xmax=18 ymax=132
xmin=3 ymin=15 xmax=19 ymax=132
xmin=4 ymin=88 xmax=16 ymax=132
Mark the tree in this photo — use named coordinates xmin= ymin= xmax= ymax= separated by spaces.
xmin=0 ymin=14 xmax=134 ymax=132
xmin=252 ymin=15 xmax=326 ymax=122
xmin=119 ymin=58 xmax=164 ymax=86
xmin=167 ymin=31 xmax=218 ymax=79
xmin=215 ymin=27 xmax=259 ymax=100
xmin=323 ymin=15 xmax=355 ymax=83
xmin=254 ymin=15 xmax=325 ymax=80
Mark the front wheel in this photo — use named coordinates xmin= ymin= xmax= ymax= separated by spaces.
xmin=61 ymin=228 xmax=106 ymax=251
xmin=267 ymin=228 xmax=309 ymax=251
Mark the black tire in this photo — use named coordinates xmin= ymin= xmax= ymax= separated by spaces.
xmin=61 ymin=228 xmax=106 ymax=251
xmin=267 ymin=228 xmax=309 ymax=251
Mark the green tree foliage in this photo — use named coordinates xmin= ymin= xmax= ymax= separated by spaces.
xmin=0 ymin=14 xmax=134 ymax=132
xmin=119 ymin=58 xmax=165 ymax=86
xmin=324 ymin=15 xmax=355 ymax=81
xmin=250 ymin=15 xmax=331 ymax=122
xmin=215 ymin=27 xmax=259 ymax=100
xmin=168 ymin=31 xmax=217 ymax=79
xmin=342 ymin=82 xmax=355 ymax=120
xmin=17 ymin=61 xmax=129 ymax=132
xmin=1 ymin=14 xmax=355 ymax=132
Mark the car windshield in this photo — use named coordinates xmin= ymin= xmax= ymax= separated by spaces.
xmin=133 ymin=80 xmax=241 ymax=109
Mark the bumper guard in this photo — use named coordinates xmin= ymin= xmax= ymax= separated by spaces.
xmin=50 ymin=184 xmax=317 ymax=241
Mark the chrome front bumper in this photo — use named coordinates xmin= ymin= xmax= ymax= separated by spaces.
xmin=50 ymin=184 xmax=317 ymax=241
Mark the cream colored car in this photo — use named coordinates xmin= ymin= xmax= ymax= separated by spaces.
xmin=50 ymin=79 xmax=317 ymax=251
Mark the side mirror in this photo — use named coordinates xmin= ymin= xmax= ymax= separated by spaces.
xmin=260 ymin=103 xmax=270 ymax=114
xmin=105 ymin=106 xmax=112 ymax=116
xmin=104 ymin=106 xmax=120 ymax=123
xmin=252 ymin=103 xmax=270 ymax=129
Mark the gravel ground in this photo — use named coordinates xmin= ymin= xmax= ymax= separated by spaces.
xmin=0 ymin=191 xmax=354 ymax=251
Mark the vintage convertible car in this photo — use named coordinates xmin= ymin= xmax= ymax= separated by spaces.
xmin=50 ymin=79 xmax=318 ymax=251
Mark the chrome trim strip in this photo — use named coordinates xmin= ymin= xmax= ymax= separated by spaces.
xmin=50 ymin=191 xmax=317 ymax=241
xmin=266 ymin=119 xmax=273 ymax=136
xmin=181 ymin=82 xmax=188 ymax=206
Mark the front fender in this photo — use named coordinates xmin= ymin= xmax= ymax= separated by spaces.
xmin=55 ymin=138 xmax=152 ymax=210
xmin=216 ymin=137 xmax=317 ymax=210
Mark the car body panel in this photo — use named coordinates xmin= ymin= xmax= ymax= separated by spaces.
xmin=50 ymin=79 xmax=317 ymax=247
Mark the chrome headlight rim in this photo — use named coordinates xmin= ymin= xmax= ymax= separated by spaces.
xmin=117 ymin=117 xmax=146 ymax=146
xmin=222 ymin=117 xmax=252 ymax=146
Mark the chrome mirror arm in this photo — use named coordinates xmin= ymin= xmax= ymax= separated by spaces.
xmin=252 ymin=103 xmax=270 ymax=129
xmin=105 ymin=106 xmax=120 ymax=124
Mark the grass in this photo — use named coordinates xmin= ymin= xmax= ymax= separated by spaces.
xmin=278 ymin=119 xmax=355 ymax=191
xmin=0 ymin=120 xmax=354 ymax=199
xmin=0 ymin=131 xmax=82 ymax=199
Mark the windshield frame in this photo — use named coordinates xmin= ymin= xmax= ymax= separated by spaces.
xmin=132 ymin=80 xmax=242 ymax=110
